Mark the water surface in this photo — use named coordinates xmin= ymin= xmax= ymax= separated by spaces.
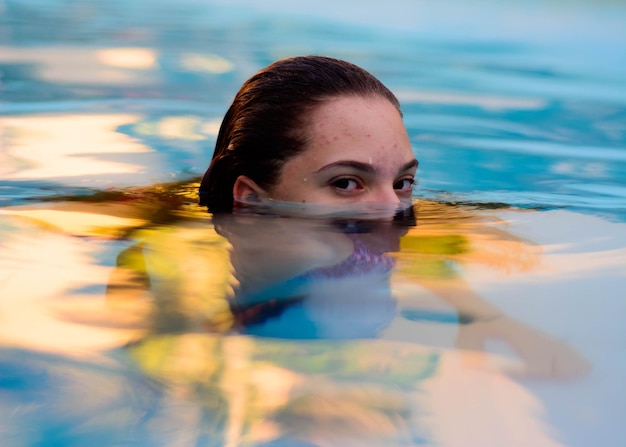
xmin=1 ymin=1 xmax=625 ymax=446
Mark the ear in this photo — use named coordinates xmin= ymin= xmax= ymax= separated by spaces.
xmin=233 ymin=175 xmax=267 ymax=204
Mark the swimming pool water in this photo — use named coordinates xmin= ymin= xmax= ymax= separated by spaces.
xmin=1 ymin=1 xmax=625 ymax=446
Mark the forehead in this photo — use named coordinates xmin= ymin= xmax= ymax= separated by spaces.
xmin=308 ymin=95 xmax=401 ymax=133
xmin=302 ymin=95 xmax=413 ymax=165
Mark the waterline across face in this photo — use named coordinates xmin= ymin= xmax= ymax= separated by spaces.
xmin=233 ymin=95 xmax=418 ymax=215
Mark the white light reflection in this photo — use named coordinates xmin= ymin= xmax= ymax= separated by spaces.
xmin=96 ymin=48 xmax=157 ymax=69
xmin=0 ymin=46 xmax=160 ymax=85
xmin=423 ymin=352 xmax=566 ymax=447
xmin=179 ymin=53 xmax=234 ymax=74
xmin=1 ymin=114 xmax=157 ymax=186
xmin=0 ymin=218 xmax=144 ymax=353
xmin=395 ymin=89 xmax=546 ymax=111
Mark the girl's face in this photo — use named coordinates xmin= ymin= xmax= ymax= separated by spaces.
xmin=272 ymin=95 xmax=417 ymax=207
xmin=239 ymin=95 xmax=418 ymax=210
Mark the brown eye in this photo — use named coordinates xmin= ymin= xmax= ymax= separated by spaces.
xmin=394 ymin=179 xmax=415 ymax=191
xmin=332 ymin=178 xmax=362 ymax=191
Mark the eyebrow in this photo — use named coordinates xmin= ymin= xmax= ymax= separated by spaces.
xmin=314 ymin=159 xmax=419 ymax=175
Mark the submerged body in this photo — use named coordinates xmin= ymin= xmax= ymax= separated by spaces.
xmin=2 ymin=42 xmax=621 ymax=445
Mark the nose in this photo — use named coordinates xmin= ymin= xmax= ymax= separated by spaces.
xmin=368 ymin=185 xmax=401 ymax=207
xmin=361 ymin=185 xmax=403 ymax=219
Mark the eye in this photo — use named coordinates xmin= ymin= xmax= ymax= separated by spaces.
xmin=393 ymin=178 xmax=415 ymax=191
xmin=331 ymin=178 xmax=363 ymax=192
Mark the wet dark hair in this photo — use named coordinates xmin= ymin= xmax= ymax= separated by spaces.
xmin=198 ymin=55 xmax=402 ymax=212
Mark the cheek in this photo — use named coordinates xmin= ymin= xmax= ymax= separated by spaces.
xmin=271 ymin=175 xmax=340 ymax=204
xmin=269 ymin=164 xmax=316 ymax=202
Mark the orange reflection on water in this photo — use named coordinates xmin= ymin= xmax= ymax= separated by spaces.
xmin=0 ymin=206 xmax=146 ymax=236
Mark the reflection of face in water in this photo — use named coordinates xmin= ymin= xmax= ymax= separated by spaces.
xmin=218 ymin=205 xmax=416 ymax=340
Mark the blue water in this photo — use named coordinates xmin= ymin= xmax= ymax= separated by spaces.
xmin=2 ymin=0 xmax=625 ymax=218
xmin=1 ymin=1 xmax=626 ymax=447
